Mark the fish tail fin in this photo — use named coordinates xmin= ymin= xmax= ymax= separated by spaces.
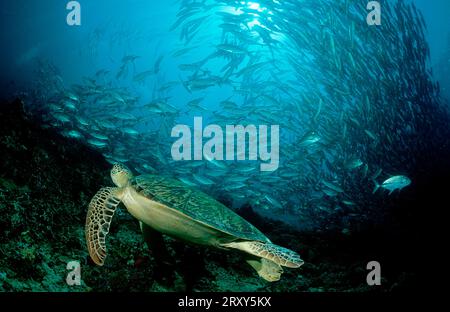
xmin=179 ymin=75 xmax=191 ymax=94
xmin=372 ymin=181 xmax=380 ymax=194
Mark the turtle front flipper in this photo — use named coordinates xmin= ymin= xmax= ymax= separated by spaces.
xmin=139 ymin=221 xmax=173 ymax=265
xmin=222 ymin=241 xmax=304 ymax=268
xmin=85 ymin=187 xmax=122 ymax=266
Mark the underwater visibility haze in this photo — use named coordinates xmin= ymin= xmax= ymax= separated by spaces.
xmin=0 ymin=0 xmax=449 ymax=293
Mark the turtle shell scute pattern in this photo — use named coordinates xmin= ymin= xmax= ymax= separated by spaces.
xmin=130 ymin=174 xmax=268 ymax=242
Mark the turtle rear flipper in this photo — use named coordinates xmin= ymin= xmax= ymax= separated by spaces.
xmin=86 ymin=187 xmax=122 ymax=266
xmin=247 ymin=258 xmax=283 ymax=282
xmin=223 ymin=241 xmax=304 ymax=268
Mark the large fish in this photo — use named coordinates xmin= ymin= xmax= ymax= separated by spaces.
xmin=373 ymin=176 xmax=412 ymax=195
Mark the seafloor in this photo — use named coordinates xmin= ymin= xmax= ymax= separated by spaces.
xmin=0 ymin=98 xmax=441 ymax=292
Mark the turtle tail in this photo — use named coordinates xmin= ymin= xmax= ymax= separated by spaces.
xmin=85 ymin=187 xmax=122 ymax=266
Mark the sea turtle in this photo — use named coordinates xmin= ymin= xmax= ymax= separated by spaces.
xmin=85 ymin=163 xmax=304 ymax=282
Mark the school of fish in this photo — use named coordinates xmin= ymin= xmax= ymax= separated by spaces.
xmin=23 ymin=0 xmax=450 ymax=231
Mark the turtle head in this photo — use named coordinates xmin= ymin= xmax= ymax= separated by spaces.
xmin=111 ymin=163 xmax=133 ymax=187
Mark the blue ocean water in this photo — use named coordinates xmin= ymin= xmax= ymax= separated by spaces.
xmin=0 ymin=0 xmax=449 ymax=292
xmin=0 ymin=0 xmax=449 ymax=228
xmin=412 ymin=0 xmax=450 ymax=64
xmin=1 ymin=1 xmax=449 ymax=95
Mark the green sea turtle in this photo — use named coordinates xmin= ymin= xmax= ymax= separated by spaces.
xmin=85 ymin=163 xmax=304 ymax=281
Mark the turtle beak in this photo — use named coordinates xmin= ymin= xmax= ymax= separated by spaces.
xmin=111 ymin=164 xmax=134 ymax=187
xmin=111 ymin=171 xmax=127 ymax=187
